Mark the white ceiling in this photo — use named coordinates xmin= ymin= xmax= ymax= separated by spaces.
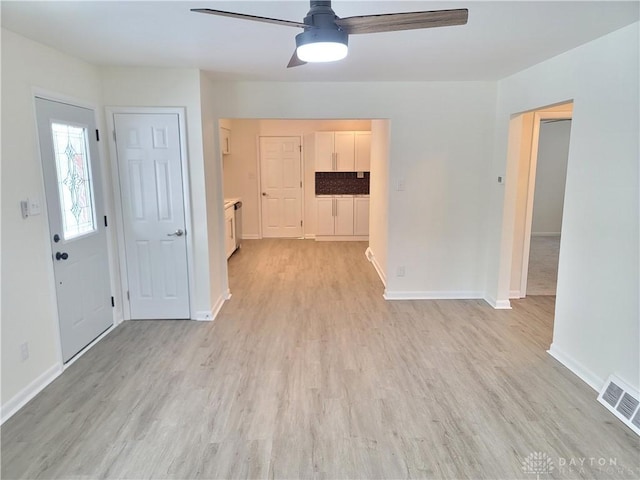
xmin=2 ymin=1 xmax=638 ymax=81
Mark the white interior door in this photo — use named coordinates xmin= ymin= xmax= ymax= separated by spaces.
xmin=113 ymin=113 xmax=190 ymax=319
xmin=36 ymin=98 xmax=113 ymax=362
xmin=260 ymin=137 xmax=303 ymax=238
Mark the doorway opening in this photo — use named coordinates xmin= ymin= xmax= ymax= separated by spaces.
xmin=509 ymin=102 xmax=573 ymax=299
xmin=218 ymin=118 xmax=389 ymax=293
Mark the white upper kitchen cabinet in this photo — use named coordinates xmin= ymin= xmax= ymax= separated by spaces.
xmin=354 ymin=132 xmax=371 ymax=171
xmin=334 ymin=132 xmax=355 ymax=171
xmin=220 ymin=127 xmax=231 ymax=155
xmin=315 ymin=131 xmax=368 ymax=172
xmin=315 ymin=132 xmax=335 ymax=171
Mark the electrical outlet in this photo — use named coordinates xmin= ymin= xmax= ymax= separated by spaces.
xmin=396 ymin=179 xmax=405 ymax=191
xmin=20 ymin=342 xmax=29 ymax=362
xmin=396 ymin=266 xmax=405 ymax=277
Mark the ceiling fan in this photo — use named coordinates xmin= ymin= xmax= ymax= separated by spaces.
xmin=192 ymin=1 xmax=468 ymax=68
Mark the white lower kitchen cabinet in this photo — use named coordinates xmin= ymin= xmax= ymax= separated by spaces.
xmin=316 ymin=197 xmax=336 ymax=236
xmin=316 ymin=196 xmax=369 ymax=240
xmin=334 ymin=197 xmax=354 ymax=235
xmin=354 ymin=197 xmax=370 ymax=236
xmin=224 ymin=205 xmax=236 ymax=259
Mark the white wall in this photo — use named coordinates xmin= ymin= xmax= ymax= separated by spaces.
xmin=222 ymin=119 xmax=371 ymax=238
xmin=200 ymin=72 xmax=229 ymax=311
xmin=531 ymin=120 xmax=571 ymax=235
xmin=368 ymin=120 xmax=391 ymax=285
xmin=1 ymin=29 xmax=114 ymax=411
xmin=488 ymin=23 xmax=639 ymax=390
xmin=206 ymin=81 xmax=497 ymax=299
xmin=100 ymin=66 xmax=219 ymax=319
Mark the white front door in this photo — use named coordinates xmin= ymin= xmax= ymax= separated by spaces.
xmin=35 ymin=98 xmax=113 ymax=362
xmin=260 ymin=137 xmax=303 ymax=238
xmin=113 ymin=113 xmax=190 ymax=319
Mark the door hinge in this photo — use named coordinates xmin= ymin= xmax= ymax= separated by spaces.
xmin=96 ymin=129 xmax=100 ymax=141
xmin=104 ymin=215 xmax=108 ymax=227
xmin=299 ymin=145 xmax=302 ymax=152
xmin=301 ymin=220 xmax=303 ymax=227
xmin=300 ymin=181 xmax=302 ymax=188
xmin=127 ymin=291 xmax=130 ymax=300
xmin=111 ymin=296 xmax=115 ymax=307
xmin=113 ymin=130 xmax=117 ymax=142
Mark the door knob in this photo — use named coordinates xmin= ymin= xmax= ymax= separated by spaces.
xmin=167 ymin=229 xmax=185 ymax=237
xmin=55 ymin=252 xmax=69 ymax=260
xmin=262 ymin=192 xmax=268 ymax=196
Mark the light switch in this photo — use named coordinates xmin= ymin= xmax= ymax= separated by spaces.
xmin=28 ymin=197 xmax=41 ymax=215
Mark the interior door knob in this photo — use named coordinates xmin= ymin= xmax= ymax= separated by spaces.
xmin=262 ymin=192 xmax=268 ymax=196
xmin=167 ymin=229 xmax=185 ymax=237
xmin=55 ymin=252 xmax=69 ymax=260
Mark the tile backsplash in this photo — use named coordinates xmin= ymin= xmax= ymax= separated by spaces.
xmin=315 ymin=172 xmax=370 ymax=195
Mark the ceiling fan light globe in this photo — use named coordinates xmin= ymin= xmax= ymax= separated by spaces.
xmin=297 ymin=42 xmax=348 ymax=62
xmin=295 ymin=27 xmax=348 ymax=63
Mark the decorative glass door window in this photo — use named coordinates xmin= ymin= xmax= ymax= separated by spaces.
xmin=51 ymin=122 xmax=96 ymax=239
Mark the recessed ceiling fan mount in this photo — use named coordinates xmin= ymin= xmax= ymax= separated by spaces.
xmin=192 ymin=1 xmax=468 ymax=68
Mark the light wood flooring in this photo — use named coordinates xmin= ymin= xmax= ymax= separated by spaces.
xmin=527 ymin=235 xmax=561 ymax=296
xmin=2 ymin=239 xmax=638 ymax=479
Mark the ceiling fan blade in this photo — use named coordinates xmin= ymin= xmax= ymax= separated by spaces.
xmin=287 ymin=50 xmax=307 ymax=68
xmin=335 ymin=9 xmax=468 ymax=35
xmin=191 ymin=8 xmax=307 ymax=29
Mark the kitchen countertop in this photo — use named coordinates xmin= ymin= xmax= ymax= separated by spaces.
xmin=224 ymin=197 xmax=241 ymax=209
xmin=316 ymin=194 xmax=370 ymax=198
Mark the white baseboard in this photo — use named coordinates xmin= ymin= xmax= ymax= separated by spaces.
xmin=509 ymin=289 xmax=523 ymax=299
xmin=195 ymin=291 xmax=227 ymax=322
xmin=365 ymin=247 xmax=386 ymax=287
xmin=241 ymin=234 xmax=261 ymax=240
xmin=212 ymin=292 xmax=228 ymax=319
xmin=304 ymin=234 xmax=316 ymax=240
xmin=531 ymin=232 xmax=561 ymax=237
xmin=194 ymin=310 xmax=214 ymax=321
xmin=547 ymin=343 xmax=603 ymax=392
xmin=315 ymin=236 xmax=369 ymax=241
xmin=1 ymin=363 xmax=62 ymax=425
xmin=484 ymin=296 xmax=512 ymax=309
xmin=383 ymin=290 xmax=484 ymax=300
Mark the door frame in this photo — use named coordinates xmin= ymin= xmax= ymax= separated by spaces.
xmin=518 ymin=110 xmax=572 ymax=297
xmin=105 ymin=107 xmax=195 ymax=320
xmin=31 ymin=88 xmax=118 ymax=369
xmin=256 ymin=135 xmax=304 ymax=238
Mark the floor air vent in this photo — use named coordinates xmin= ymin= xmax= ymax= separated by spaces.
xmin=597 ymin=375 xmax=640 ymax=435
